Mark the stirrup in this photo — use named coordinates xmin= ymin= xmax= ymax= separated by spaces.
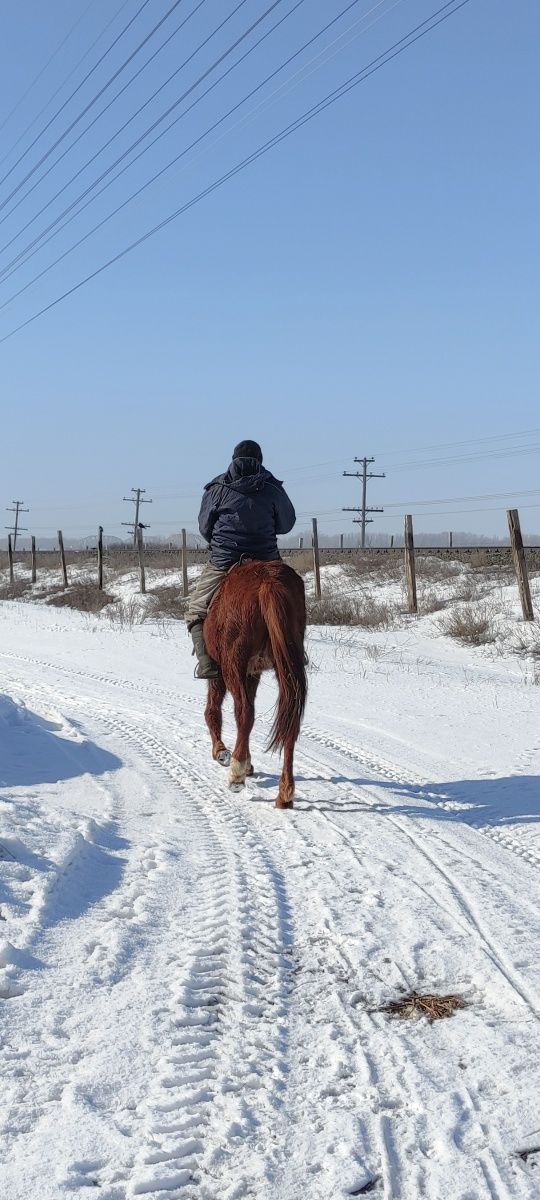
xmin=194 ymin=661 xmax=220 ymax=681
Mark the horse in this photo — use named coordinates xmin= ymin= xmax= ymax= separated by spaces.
xmin=203 ymin=559 xmax=307 ymax=808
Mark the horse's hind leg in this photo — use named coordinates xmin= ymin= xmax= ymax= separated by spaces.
xmin=205 ymin=677 xmax=229 ymax=766
xmin=229 ymin=674 xmax=259 ymax=789
xmin=277 ymin=736 xmax=295 ymax=809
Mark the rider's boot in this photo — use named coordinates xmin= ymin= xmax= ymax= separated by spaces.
xmin=189 ymin=620 xmax=220 ymax=680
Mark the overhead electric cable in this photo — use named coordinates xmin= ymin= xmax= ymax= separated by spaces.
xmin=380 ymin=443 xmax=540 ymax=471
xmin=0 ymin=0 xmax=270 ymax=260
xmin=0 ymin=0 xmax=410 ymax=300
xmin=0 ymin=0 xmax=216 ymax=240
xmin=1 ymin=0 xmax=404 ymax=284
xmin=0 ymin=0 xmax=133 ymax=171
xmin=0 ymin=0 xmax=183 ymax=208
xmin=0 ymin=0 xmax=98 ymax=137
xmin=0 ymin=0 xmax=473 ymax=345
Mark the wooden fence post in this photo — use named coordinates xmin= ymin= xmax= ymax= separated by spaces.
xmin=298 ymin=536 xmax=303 ymax=549
xmin=390 ymin=534 xmax=394 ymax=549
xmin=7 ymin=534 xmax=14 ymax=584
xmin=507 ymin=508 xmax=534 ymax=621
xmin=404 ymin=515 xmax=417 ymax=614
xmin=181 ymin=528 xmax=189 ymax=598
xmin=97 ymin=526 xmax=104 ymax=591
xmin=312 ymin=517 xmax=321 ymax=599
xmin=340 ymin=533 xmax=344 ymax=551
xmin=137 ymin=525 xmax=146 ymax=595
xmin=58 ymin=530 xmax=68 ymax=588
xmin=448 ymin=530 xmax=453 ymax=549
xmin=31 ymin=536 xmax=36 ymax=584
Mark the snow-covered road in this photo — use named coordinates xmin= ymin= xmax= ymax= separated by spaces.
xmin=1 ymin=602 xmax=539 ymax=1199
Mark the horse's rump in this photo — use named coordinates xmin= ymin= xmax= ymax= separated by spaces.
xmin=204 ymin=560 xmax=307 ymax=752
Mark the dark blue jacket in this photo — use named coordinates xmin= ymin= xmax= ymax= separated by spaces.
xmin=198 ymin=459 xmax=296 ymax=570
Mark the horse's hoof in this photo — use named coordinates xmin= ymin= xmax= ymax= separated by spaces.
xmin=217 ymin=749 xmax=231 ymax=767
xmin=229 ymin=781 xmax=244 ymax=794
xmin=275 ymin=798 xmax=294 ymax=810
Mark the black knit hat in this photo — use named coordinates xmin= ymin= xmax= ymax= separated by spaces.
xmin=233 ymin=439 xmax=263 ymax=463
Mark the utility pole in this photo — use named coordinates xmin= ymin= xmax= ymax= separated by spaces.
xmin=122 ymin=487 xmax=152 ymax=547
xmin=5 ymin=500 xmax=29 ymax=552
xmin=343 ymin=457 xmax=385 ymax=548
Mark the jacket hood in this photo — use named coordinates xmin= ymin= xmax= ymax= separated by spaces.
xmin=205 ymin=465 xmax=283 ymax=495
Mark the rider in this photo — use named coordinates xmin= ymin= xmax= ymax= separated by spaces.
xmin=186 ymin=439 xmax=296 ymax=679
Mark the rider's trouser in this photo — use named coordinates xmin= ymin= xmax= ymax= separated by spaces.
xmin=185 ymin=563 xmax=226 ymax=629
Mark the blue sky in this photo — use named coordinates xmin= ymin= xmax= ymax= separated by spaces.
xmin=0 ymin=0 xmax=538 ymax=542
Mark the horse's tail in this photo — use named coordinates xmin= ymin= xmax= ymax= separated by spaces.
xmin=259 ymin=579 xmax=307 ymax=754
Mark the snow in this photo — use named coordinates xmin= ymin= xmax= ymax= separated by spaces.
xmin=1 ymin=591 xmax=539 ymax=1199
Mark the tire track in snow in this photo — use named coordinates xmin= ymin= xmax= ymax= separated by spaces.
xmin=300 ymin=724 xmax=540 ymax=875
xmin=281 ymin=741 xmax=539 ymax=1198
xmin=36 ymin=692 xmax=294 ymax=1199
xmin=294 ymin=735 xmax=540 ymax=1022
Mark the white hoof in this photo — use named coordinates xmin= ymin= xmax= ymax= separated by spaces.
xmin=217 ymin=749 xmax=231 ymax=767
xmin=229 ymin=757 xmax=248 ymax=788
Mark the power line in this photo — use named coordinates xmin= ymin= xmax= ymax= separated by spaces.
xmin=0 ymin=0 xmax=133 ymax=172
xmin=0 ymin=0 xmax=249 ymax=244
xmin=0 ymin=0 xmax=284 ymax=278
xmin=383 ymin=487 xmax=540 ymax=508
xmin=0 ymin=0 xmax=394 ymax=270
xmin=380 ymin=442 xmax=540 ymax=472
xmin=0 ymin=0 xmax=473 ymax=345
xmin=0 ymin=0 xmax=159 ymax=203
xmin=0 ymin=0 xmax=98 ymax=138
xmin=0 ymin=0 xmax=211 ymax=254
xmin=0 ymin=0 xmax=386 ymax=299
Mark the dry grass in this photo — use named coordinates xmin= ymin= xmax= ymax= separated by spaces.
xmin=415 ymin=555 xmax=463 ymax=581
xmin=438 ymin=603 xmax=496 ymax=646
xmin=418 ymin=588 xmax=448 ymax=614
xmin=285 ymin=550 xmax=313 ymax=575
xmin=308 ymin=593 xmax=395 ymax=628
xmin=380 ymin=991 xmax=467 ymax=1022
xmin=512 ymin=621 xmax=540 ymax=660
xmin=46 ymin=583 xmax=115 ymax=612
xmin=0 ymin=580 xmax=30 ymax=600
xmin=148 ymin=585 xmax=188 ymax=621
xmin=103 ymin=598 xmax=145 ymax=627
xmin=346 ymin=555 xmax=401 ymax=583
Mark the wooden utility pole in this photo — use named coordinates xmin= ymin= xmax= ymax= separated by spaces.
xmin=404 ymin=515 xmax=417 ymax=614
xmin=181 ymin=528 xmax=189 ymax=598
xmin=343 ymin=457 xmax=385 ymax=547
xmin=7 ymin=534 xmax=14 ymax=584
xmin=136 ymin=525 xmax=146 ymax=594
xmin=97 ymin=526 xmax=104 ymax=591
xmin=58 ymin=530 xmax=68 ymax=588
xmin=31 ymin=536 xmax=37 ymax=584
xmin=312 ymin=517 xmax=321 ymax=599
xmin=122 ymin=488 xmax=152 ymax=547
xmin=507 ymin=509 xmax=534 ymax=621
xmin=5 ymin=499 xmax=29 ymax=552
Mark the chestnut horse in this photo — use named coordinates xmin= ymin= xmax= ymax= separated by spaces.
xmin=203 ymin=560 xmax=307 ymax=808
